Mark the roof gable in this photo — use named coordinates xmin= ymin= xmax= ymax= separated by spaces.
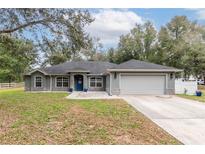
xmin=26 ymin=69 xmax=48 ymax=75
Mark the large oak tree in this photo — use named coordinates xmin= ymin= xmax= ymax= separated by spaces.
xmin=0 ymin=8 xmax=94 ymax=65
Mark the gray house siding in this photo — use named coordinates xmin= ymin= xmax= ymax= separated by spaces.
xmin=30 ymin=72 xmax=47 ymax=91
xmin=25 ymin=72 xmax=107 ymax=92
xmin=166 ymin=73 xmax=175 ymax=94
xmin=46 ymin=76 xmax=51 ymax=91
xmin=24 ymin=76 xmax=31 ymax=91
xmin=110 ymin=72 xmax=120 ymax=95
xmin=24 ymin=72 xmax=70 ymax=92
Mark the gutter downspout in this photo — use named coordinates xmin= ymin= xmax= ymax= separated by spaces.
xmin=165 ymin=74 xmax=168 ymax=94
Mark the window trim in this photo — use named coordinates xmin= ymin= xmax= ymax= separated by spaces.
xmin=89 ymin=77 xmax=103 ymax=88
xmin=55 ymin=76 xmax=69 ymax=88
xmin=34 ymin=76 xmax=43 ymax=88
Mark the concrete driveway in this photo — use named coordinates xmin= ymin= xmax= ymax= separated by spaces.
xmin=122 ymin=95 xmax=205 ymax=145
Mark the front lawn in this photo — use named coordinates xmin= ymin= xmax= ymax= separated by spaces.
xmin=0 ymin=89 xmax=180 ymax=144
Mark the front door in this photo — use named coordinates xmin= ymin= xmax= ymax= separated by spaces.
xmin=74 ymin=75 xmax=83 ymax=91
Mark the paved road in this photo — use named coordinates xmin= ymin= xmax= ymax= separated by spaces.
xmin=122 ymin=95 xmax=205 ymax=145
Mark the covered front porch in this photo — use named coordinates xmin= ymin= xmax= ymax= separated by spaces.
xmin=68 ymin=71 xmax=106 ymax=92
xmin=69 ymin=72 xmax=87 ymax=91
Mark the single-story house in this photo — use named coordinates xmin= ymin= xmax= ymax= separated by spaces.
xmin=24 ymin=59 xmax=181 ymax=95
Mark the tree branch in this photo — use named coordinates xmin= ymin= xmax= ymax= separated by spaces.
xmin=0 ymin=18 xmax=51 ymax=34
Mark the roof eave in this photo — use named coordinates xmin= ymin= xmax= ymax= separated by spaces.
xmin=106 ymin=69 xmax=183 ymax=73
xmin=87 ymin=73 xmax=104 ymax=76
xmin=66 ymin=70 xmax=90 ymax=73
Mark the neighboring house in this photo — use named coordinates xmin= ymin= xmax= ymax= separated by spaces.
xmin=24 ymin=59 xmax=181 ymax=95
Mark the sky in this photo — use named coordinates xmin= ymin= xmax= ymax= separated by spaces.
xmin=86 ymin=8 xmax=205 ymax=50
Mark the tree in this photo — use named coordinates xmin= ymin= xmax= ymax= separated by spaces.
xmin=113 ymin=21 xmax=157 ymax=63
xmin=82 ymin=37 xmax=105 ymax=61
xmin=0 ymin=35 xmax=37 ymax=82
xmin=107 ymin=48 xmax=115 ymax=63
xmin=182 ymin=44 xmax=205 ymax=78
xmin=0 ymin=9 xmax=94 ymax=65
xmin=167 ymin=16 xmax=191 ymax=40
xmin=107 ymin=15 xmax=205 ymax=78
xmin=156 ymin=16 xmax=205 ymax=77
xmin=143 ymin=21 xmax=157 ymax=60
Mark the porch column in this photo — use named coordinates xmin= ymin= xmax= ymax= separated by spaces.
xmin=70 ymin=73 xmax=74 ymax=89
xmin=83 ymin=74 xmax=87 ymax=89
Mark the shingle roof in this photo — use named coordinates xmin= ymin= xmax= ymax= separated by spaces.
xmin=39 ymin=61 xmax=117 ymax=74
xmin=26 ymin=59 xmax=181 ymax=75
xmin=113 ymin=59 xmax=178 ymax=70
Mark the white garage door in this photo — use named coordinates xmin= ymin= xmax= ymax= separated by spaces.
xmin=120 ymin=75 xmax=165 ymax=95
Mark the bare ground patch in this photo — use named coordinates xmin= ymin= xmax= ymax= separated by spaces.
xmin=0 ymin=90 xmax=181 ymax=144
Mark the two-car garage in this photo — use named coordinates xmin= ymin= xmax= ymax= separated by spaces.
xmin=120 ymin=74 xmax=166 ymax=95
xmin=107 ymin=59 xmax=179 ymax=95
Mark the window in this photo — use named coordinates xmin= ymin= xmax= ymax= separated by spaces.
xmin=35 ymin=76 xmax=42 ymax=88
xmin=89 ymin=77 xmax=103 ymax=88
xmin=56 ymin=77 xmax=69 ymax=87
xmin=170 ymin=73 xmax=173 ymax=79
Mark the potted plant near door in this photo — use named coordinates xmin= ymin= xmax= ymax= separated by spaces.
xmin=196 ymin=90 xmax=202 ymax=96
xmin=68 ymin=88 xmax=73 ymax=92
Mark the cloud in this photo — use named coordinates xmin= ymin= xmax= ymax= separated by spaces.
xmin=195 ymin=9 xmax=205 ymax=20
xmin=187 ymin=8 xmax=205 ymax=20
xmin=86 ymin=9 xmax=144 ymax=49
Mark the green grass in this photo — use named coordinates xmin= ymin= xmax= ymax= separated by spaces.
xmin=0 ymin=88 xmax=180 ymax=144
xmin=178 ymin=89 xmax=205 ymax=103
